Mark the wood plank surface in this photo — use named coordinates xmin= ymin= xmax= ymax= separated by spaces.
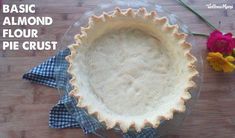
xmin=0 ymin=0 xmax=235 ymax=138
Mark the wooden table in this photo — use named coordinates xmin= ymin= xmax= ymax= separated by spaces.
xmin=0 ymin=0 xmax=235 ymax=137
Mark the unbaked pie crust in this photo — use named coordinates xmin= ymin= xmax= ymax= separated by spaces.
xmin=66 ymin=8 xmax=198 ymax=132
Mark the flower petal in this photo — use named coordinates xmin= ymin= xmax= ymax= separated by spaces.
xmin=225 ymin=56 xmax=235 ymax=62
xmin=224 ymin=33 xmax=233 ymax=37
xmin=207 ymin=30 xmax=235 ymax=54
xmin=210 ymin=30 xmax=222 ymax=37
xmin=207 ymin=52 xmax=235 ymax=72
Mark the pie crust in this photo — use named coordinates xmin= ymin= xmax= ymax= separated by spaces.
xmin=66 ymin=8 xmax=198 ymax=132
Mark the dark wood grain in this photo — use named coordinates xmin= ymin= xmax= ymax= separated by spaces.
xmin=0 ymin=0 xmax=235 ymax=138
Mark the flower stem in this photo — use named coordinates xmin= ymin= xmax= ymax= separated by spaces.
xmin=177 ymin=0 xmax=217 ymax=30
xmin=191 ymin=32 xmax=209 ymax=37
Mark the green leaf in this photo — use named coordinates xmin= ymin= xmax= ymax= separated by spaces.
xmin=192 ymin=32 xmax=209 ymax=37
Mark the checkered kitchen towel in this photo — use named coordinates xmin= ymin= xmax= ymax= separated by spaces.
xmin=23 ymin=49 xmax=157 ymax=138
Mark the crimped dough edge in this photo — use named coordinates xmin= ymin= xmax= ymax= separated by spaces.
xmin=66 ymin=7 xmax=198 ymax=132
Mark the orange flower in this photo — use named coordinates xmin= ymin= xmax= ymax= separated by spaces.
xmin=207 ymin=52 xmax=235 ymax=72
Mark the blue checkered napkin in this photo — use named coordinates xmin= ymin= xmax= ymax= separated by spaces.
xmin=124 ymin=128 xmax=157 ymax=138
xmin=23 ymin=49 xmax=157 ymax=137
xmin=23 ymin=49 xmax=103 ymax=134
xmin=23 ymin=54 xmax=57 ymax=88
xmin=49 ymin=94 xmax=80 ymax=128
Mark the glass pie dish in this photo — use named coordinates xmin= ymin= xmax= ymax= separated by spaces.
xmin=55 ymin=0 xmax=203 ymax=137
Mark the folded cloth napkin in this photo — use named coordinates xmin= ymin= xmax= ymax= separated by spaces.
xmin=23 ymin=49 xmax=157 ymax=138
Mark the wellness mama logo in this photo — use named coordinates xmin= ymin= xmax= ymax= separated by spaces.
xmin=206 ymin=3 xmax=233 ymax=10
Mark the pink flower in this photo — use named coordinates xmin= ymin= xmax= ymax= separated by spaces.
xmin=207 ymin=30 xmax=235 ymax=55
